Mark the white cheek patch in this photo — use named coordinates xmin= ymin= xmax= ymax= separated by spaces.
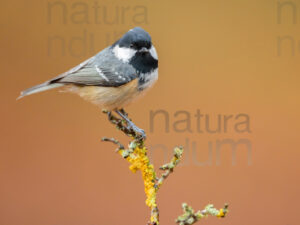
xmin=149 ymin=45 xmax=158 ymax=60
xmin=113 ymin=45 xmax=136 ymax=63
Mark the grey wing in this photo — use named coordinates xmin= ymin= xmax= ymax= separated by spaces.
xmin=50 ymin=48 xmax=137 ymax=87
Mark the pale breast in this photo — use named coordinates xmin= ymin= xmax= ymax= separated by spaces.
xmin=138 ymin=68 xmax=158 ymax=91
xmin=69 ymin=79 xmax=139 ymax=110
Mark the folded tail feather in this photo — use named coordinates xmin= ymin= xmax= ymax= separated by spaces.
xmin=17 ymin=82 xmax=64 ymax=100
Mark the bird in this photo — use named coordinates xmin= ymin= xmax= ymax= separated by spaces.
xmin=18 ymin=27 xmax=158 ymax=138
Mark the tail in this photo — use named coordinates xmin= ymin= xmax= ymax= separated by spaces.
xmin=17 ymin=82 xmax=64 ymax=100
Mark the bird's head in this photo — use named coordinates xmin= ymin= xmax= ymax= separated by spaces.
xmin=112 ymin=27 xmax=158 ymax=68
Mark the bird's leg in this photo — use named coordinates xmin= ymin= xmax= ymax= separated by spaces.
xmin=115 ymin=109 xmax=146 ymax=140
xmin=119 ymin=108 xmax=128 ymax=117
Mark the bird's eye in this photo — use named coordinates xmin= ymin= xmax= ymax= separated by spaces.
xmin=130 ymin=44 xmax=134 ymax=48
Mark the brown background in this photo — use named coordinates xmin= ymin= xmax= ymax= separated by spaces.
xmin=1 ymin=0 xmax=299 ymax=225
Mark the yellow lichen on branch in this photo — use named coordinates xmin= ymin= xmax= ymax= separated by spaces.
xmin=113 ymin=141 xmax=185 ymax=225
xmin=119 ymin=141 xmax=157 ymax=209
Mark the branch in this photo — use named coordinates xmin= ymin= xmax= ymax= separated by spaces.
xmin=101 ymin=109 xmax=229 ymax=225
xmin=101 ymin=137 xmax=124 ymax=151
xmin=176 ymin=203 xmax=229 ymax=225
xmin=156 ymin=146 xmax=183 ymax=189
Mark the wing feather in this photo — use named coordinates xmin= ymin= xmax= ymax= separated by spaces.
xmin=51 ymin=48 xmax=137 ymax=87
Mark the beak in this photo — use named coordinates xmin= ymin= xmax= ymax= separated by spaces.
xmin=139 ymin=47 xmax=148 ymax=53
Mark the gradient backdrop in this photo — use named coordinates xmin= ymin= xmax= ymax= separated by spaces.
xmin=1 ymin=0 xmax=299 ymax=225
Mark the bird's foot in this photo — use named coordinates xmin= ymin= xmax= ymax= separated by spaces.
xmin=115 ymin=109 xmax=146 ymax=140
xmin=126 ymin=120 xmax=146 ymax=140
